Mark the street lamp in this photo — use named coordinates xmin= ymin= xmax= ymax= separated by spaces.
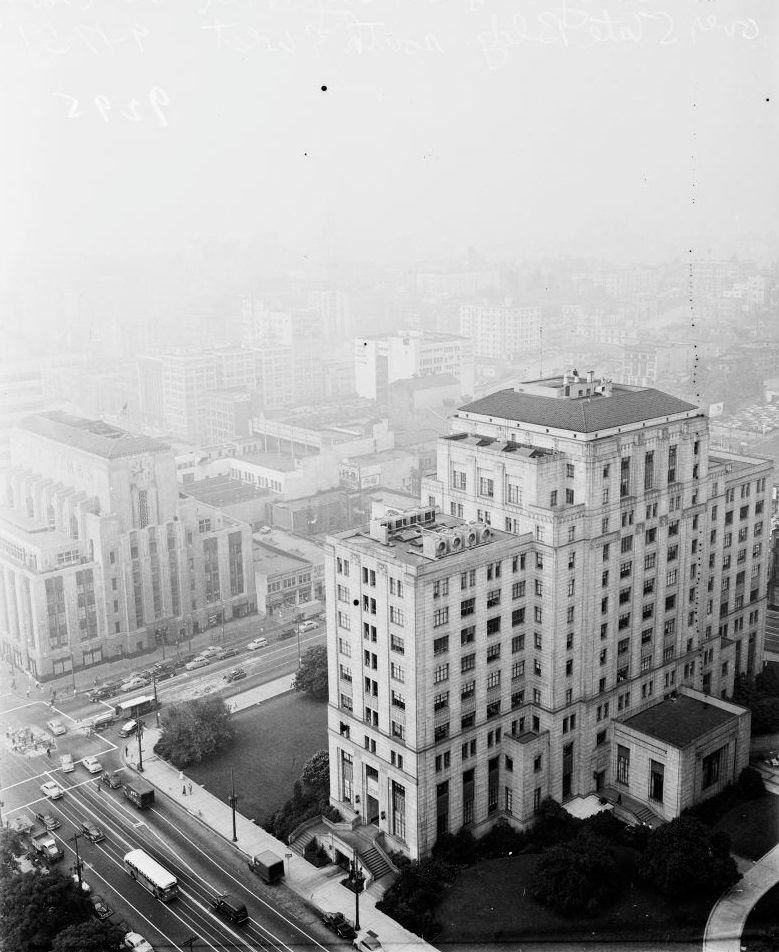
xmin=228 ymin=767 xmax=239 ymax=842
xmin=136 ymin=718 xmax=145 ymax=772
xmin=71 ymin=832 xmax=84 ymax=889
xmin=349 ymin=847 xmax=365 ymax=930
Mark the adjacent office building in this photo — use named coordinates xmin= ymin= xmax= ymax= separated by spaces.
xmin=325 ymin=372 xmax=771 ymax=858
xmin=0 ymin=412 xmax=256 ymax=679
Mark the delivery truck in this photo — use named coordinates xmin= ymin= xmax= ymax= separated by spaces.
xmin=122 ymin=777 xmax=155 ymax=810
xmin=31 ymin=830 xmax=64 ymax=862
xmin=247 ymin=850 xmax=285 ymax=884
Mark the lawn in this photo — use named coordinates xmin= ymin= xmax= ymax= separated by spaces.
xmin=713 ymin=793 xmax=779 ymax=861
xmin=434 ymin=851 xmax=713 ymax=947
xmin=185 ymin=691 xmax=328 ymax=824
xmin=743 ymin=881 xmax=779 ymax=950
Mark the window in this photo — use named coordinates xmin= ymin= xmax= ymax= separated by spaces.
xmin=479 ymin=476 xmax=495 ymax=497
xmin=434 ymin=663 xmax=449 ymax=683
xmin=533 ymin=659 xmax=542 ymax=676
xmin=702 ymin=748 xmax=722 ymax=789
xmin=390 ymin=633 xmax=404 ymax=654
xmin=487 ymin=616 xmax=501 ymax=635
xmin=486 ymin=671 xmax=501 ymax=690
xmin=617 ymin=745 xmax=630 ymax=785
xmin=433 ymin=635 xmax=449 ymax=655
xmin=621 ymin=536 xmax=633 ymax=553
xmin=512 ymin=660 xmax=525 ymax=679
xmin=486 ymin=589 xmax=501 ymax=608
xmin=433 ymin=607 xmax=449 ymax=627
xmin=620 ymin=457 xmax=631 ymax=497
xmin=565 ymin=489 xmax=575 ymax=505
xmin=452 ymin=469 xmax=467 ymax=490
xmin=567 ymin=579 xmax=575 ymax=597
xmin=337 ymin=611 xmax=351 ymax=630
xmin=461 ymin=598 xmax=475 ymax=617
xmin=512 ymin=607 xmax=525 ymax=626
xmin=389 ymin=605 xmax=404 ymax=626
xmin=434 ymin=691 xmax=449 ymax=712
xmin=432 ymin=578 xmax=449 ymax=598
xmin=390 ymin=662 xmax=405 ymax=682
xmin=512 ymin=580 xmax=526 ymax=599
xmin=461 ymin=653 xmax=476 ymax=673
xmin=461 ymin=625 xmax=475 ymax=645
xmin=565 ymin=658 xmax=573 ymax=676
xmin=512 ymin=633 xmax=525 ymax=652
xmin=461 ymin=678 xmax=475 ymax=701
xmin=550 ymin=490 xmax=558 ymax=507
xmin=486 ymin=644 xmax=501 ymax=662
xmin=534 ymin=631 xmax=542 ymax=649
xmin=534 ymin=606 xmax=543 ymax=623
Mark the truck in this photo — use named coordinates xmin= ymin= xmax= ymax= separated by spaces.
xmin=59 ymin=753 xmax=74 ymax=773
xmin=247 ymin=850 xmax=285 ymax=884
xmin=31 ymin=830 xmax=64 ymax=862
xmin=122 ymin=777 xmax=155 ymax=810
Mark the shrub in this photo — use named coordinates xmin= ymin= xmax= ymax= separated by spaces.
xmin=432 ymin=829 xmax=478 ymax=866
xmin=527 ymin=832 xmax=622 ymax=915
xmin=476 ymin=818 xmax=529 ymax=858
xmin=639 ymin=816 xmax=740 ymax=898
xmin=531 ymin=797 xmax=580 ymax=847
xmin=739 ymin=765 xmax=766 ymax=799
xmin=377 ymin=857 xmax=455 ymax=939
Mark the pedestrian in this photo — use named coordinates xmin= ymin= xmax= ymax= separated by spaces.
xmin=25 ymin=687 xmax=30 ymax=698
xmin=182 ymin=785 xmax=187 ymax=795
xmin=188 ymin=782 xmax=193 ymax=795
xmin=125 ymin=745 xmax=129 ymax=756
xmin=178 ymin=770 xmax=184 ymax=782
xmin=46 ymin=746 xmax=51 ymax=758
xmin=97 ymin=780 xmax=101 ymax=792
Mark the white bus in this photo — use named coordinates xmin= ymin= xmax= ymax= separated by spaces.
xmin=123 ymin=849 xmax=178 ymax=901
xmin=115 ymin=696 xmax=159 ymax=719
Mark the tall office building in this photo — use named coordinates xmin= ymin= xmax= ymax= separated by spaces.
xmin=324 ymin=373 xmax=771 ymax=859
xmin=0 ymin=412 xmax=255 ymax=679
xmin=0 ymin=361 xmax=46 ymax=468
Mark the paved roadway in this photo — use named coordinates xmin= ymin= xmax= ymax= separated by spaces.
xmin=0 ymin=628 xmax=340 ymax=951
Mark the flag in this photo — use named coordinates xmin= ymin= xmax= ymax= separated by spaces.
xmin=709 ymin=401 xmax=724 ymax=418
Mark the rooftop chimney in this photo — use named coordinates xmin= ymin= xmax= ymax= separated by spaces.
xmin=587 ymin=370 xmax=595 ymax=383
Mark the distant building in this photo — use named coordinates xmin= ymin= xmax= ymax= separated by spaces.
xmin=205 ymin=388 xmax=253 ymax=444
xmin=253 ymin=530 xmax=325 ymax=615
xmin=354 ymin=330 xmax=474 ymax=403
xmin=459 ymin=302 xmax=541 ymax=360
xmin=0 ymin=361 xmax=45 ymax=469
xmin=0 ymin=412 xmax=256 ymax=679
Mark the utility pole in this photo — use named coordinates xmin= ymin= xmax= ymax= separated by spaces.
xmin=71 ymin=832 xmax=84 ymax=889
xmin=152 ymin=674 xmax=160 ymax=728
xmin=350 ymin=847 xmax=364 ymax=930
xmin=228 ymin=767 xmax=239 ymax=842
xmin=136 ymin=718 xmax=145 ymax=772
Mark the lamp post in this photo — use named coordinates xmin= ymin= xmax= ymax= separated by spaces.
xmin=71 ymin=832 xmax=84 ymax=889
xmin=136 ymin=718 xmax=145 ymax=772
xmin=228 ymin=767 xmax=238 ymax=842
xmin=151 ymin=674 xmax=160 ymax=728
xmin=349 ymin=847 xmax=364 ymax=930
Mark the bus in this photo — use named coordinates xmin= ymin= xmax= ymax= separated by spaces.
xmin=123 ymin=849 xmax=178 ymax=901
xmin=115 ymin=695 xmax=159 ymax=719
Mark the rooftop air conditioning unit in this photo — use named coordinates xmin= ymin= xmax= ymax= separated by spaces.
xmin=448 ymin=531 xmax=465 ymax=553
xmin=422 ymin=533 xmax=449 ymax=560
xmin=465 ymin=526 xmax=480 ymax=547
xmin=479 ymin=526 xmax=493 ymax=543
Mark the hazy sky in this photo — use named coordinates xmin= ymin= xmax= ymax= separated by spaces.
xmin=1 ymin=0 xmax=777 ymax=273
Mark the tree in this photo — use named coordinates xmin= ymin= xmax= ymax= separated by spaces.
xmin=0 ymin=828 xmax=27 ymax=873
xmin=639 ymin=816 xmax=740 ymax=898
xmin=153 ymin=696 xmax=235 ymax=767
xmin=0 ymin=870 xmax=92 ymax=952
xmin=301 ymin=749 xmax=329 ymax=795
xmin=292 ymin=645 xmax=328 ymax=701
xmin=528 ymin=832 xmax=621 ymax=915
xmin=751 ymin=698 xmax=779 ymax=735
xmin=51 ymin=919 xmax=126 ymax=952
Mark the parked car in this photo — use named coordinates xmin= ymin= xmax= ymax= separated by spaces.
xmin=120 ymin=676 xmax=149 ymax=693
xmin=246 ymin=638 xmax=268 ymax=651
xmin=45 ymin=719 xmax=67 ymax=737
xmin=79 ymin=820 xmax=105 ymax=843
xmin=200 ymin=646 xmax=221 ymax=658
xmin=279 ymin=628 xmax=295 ymax=640
xmin=90 ymin=894 xmax=113 ymax=920
xmin=88 ymin=683 xmax=120 ymax=702
xmin=40 ymin=781 xmax=64 ymax=800
xmin=353 ymin=930 xmax=383 ymax=952
xmin=81 ymin=755 xmax=102 ymax=774
xmin=118 ymin=720 xmax=138 ymax=738
xmin=214 ymin=646 xmax=238 ymax=660
xmin=298 ymin=619 xmax=319 ymax=632
xmin=185 ymin=657 xmax=210 ymax=671
xmin=34 ymin=811 xmax=61 ymax=831
xmin=122 ymin=932 xmax=154 ymax=952
xmin=322 ymin=911 xmax=357 ymax=940
xmin=150 ymin=663 xmax=176 ymax=681
xmin=223 ymin=667 xmax=246 ymax=683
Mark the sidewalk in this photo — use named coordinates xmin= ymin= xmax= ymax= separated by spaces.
xmin=703 ymin=844 xmax=779 ymax=951
xmin=125 ymin=675 xmax=433 ymax=951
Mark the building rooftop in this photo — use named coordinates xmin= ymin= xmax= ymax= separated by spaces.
xmin=18 ymin=412 xmax=170 ymax=460
xmin=389 ymin=374 xmax=460 ymax=393
xmin=181 ymin=476 xmax=270 ymax=508
xmin=459 ymin=383 xmax=699 ymax=434
xmin=251 ymin=527 xmax=325 ymax=564
xmin=252 ymin=540 xmax=310 ymax=575
xmin=238 ymin=452 xmax=301 ymax=472
xmin=622 ymin=695 xmax=735 ymax=748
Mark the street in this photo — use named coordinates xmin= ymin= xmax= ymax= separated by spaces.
xmin=0 ymin=625 xmax=342 ymax=951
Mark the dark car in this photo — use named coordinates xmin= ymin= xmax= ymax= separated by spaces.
xmin=101 ymin=770 xmax=122 ymax=789
xmin=280 ymin=628 xmax=295 ymax=640
xmin=214 ymin=646 xmax=239 ymax=661
xmin=223 ymin=667 xmax=246 ymax=683
xmin=88 ymin=682 xmax=121 ymax=702
xmin=172 ymin=654 xmax=196 ymax=670
xmin=34 ymin=811 xmax=61 ymax=831
xmin=322 ymin=911 xmax=357 ymax=940
xmin=151 ymin=663 xmax=176 ymax=681
xmin=79 ymin=820 xmax=105 ymax=843
xmin=91 ymin=894 xmax=113 ymax=920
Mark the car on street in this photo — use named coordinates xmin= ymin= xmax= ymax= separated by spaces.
xmin=223 ymin=667 xmax=246 ymax=683
xmin=82 ymin=755 xmax=102 ymax=774
xmin=101 ymin=770 xmax=122 ymax=789
xmin=279 ymin=628 xmax=296 ymax=640
xmin=120 ymin=676 xmax=149 ymax=693
xmin=90 ymin=894 xmax=113 ymax=920
xmin=150 ymin=663 xmax=176 ymax=681
xmin=79 ymin=819 xmax=105 ymax=843
xmin=322 ymin=911 xmax=358 ymax=940
xmin=185 ymin=656 xmax=210 ymax=670
xmin=299 ymin=619 xmax=319 ymax=632
xmin=353 ymin=930 xmax=383 ymax=952
xmin=40 ymin=781 xmax=64 ymax=800
xmin=72 ymin=873 xmax=92 ymax=894
xmin=88 ymin=682 xmax=121 ymax=702
xmin=200 ymin=645 xmax=221 ymax=658
xmin=118 ymin=719 xmax=138 ymax=738
xmin=246 ymin=638 xmax=268 ymax=650
xmin=34 ymin=811 xmax=61 ymax=830
xmin=45 ymin=719 xmax=67 ymax=736
xmin=214 ymin=646 xmax=239 ymax=660
xmin=122 ymin=932 xmax=154 ymax=952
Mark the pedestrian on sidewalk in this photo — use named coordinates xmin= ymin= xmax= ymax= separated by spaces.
xmin=97 ymin=780 xmax=101 ymax=792
xmin=178 ymin=770 xmax=184 ymax=782
xmin=182 ymin=785 xmax=187 ymax=795
xmin=46 ymin=746 xmax=51 ymax=757
xmin=188 ymin=782 xmax=193 ymax=795
xmin=25 ymin=687 xmax=30 ymax=698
